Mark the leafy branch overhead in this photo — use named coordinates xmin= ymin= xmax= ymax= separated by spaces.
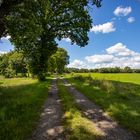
xmin=0 ymin=0 xmax=102 ymax=37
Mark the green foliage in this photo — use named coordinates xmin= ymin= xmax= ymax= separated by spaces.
xmin=73 ymin=75 xmax=85 ymax=82
xmin=4 ymin=66 xmax=16 ymax=78
xmin=65 ymin=67 xmax=140 ymax=73
xmin=0 ymin=51 xmax=28 ymax=78
xmin=5 ymin=0 xmax=101 ymax=80
xmin=0 ymin=0 xmax=101 ymax=37
xmin=123 ymin=66 xmax=132 ymax=73
xmin=48 ymin=47 xmax=69 ymax=73
xmin=0 ymin=76 xmax=52 ymax=140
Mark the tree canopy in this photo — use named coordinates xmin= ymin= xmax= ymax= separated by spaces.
xmin=0 ymin=51 xmax=27 ymax=77
xmin=0 ymin=47 xmax=69 ymax=78
xmin=0 ymin=0 xmax=102 ymax=37
xmin=0 ymin=0 xmax=24 ymax=37
xmin=1 ymin=0 xmax=102 ymax=80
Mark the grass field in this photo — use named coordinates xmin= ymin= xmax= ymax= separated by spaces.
xmin=65 ymin=73 xmax=140 ymax=137
xmin=58 ymin=79 xmax=100 ymax=140
xmin=73 ymin=73 xmax=140 ymax=85
xmin=0 ymin=76 xmax=52 ymax=140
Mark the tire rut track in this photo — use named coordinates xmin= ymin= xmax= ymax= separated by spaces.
xmin=62 ymin=78 xmax=138 ymax=140
xmin=32 ymin=78 xmax=64 ymax=140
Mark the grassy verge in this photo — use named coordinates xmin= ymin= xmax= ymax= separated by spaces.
xmin=0 ymin=76 xmax=52 ymax=140
xmin=65 ymin=74 xmax=140 ymax=137
xmin=57 ymin=79 xmax=100 ymax=140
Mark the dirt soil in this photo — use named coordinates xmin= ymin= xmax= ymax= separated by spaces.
xmin=32 ymin=78 xmax=64 ymax=140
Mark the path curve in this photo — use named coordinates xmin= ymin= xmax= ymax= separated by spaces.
xmin=62 ymin=78 xmax=138 ymax=140
xmin=32 ymin=78 xmax=64 ymax=140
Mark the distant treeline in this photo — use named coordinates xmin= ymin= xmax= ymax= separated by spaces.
xmin=65 ymin=67 xmax=140 ymax=73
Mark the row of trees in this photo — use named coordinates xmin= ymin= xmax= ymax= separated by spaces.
xmin=65 ymin=67 xmax=140 ymax=73
xmin=0 ymin=48 xmax=69 ymax=79
xmin=0 ymin=0 xmax=101 ymax=80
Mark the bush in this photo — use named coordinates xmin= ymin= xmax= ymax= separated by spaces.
xmin=100 ymin=80 xmax=115 ymax=93
xmin=37 ymin=73 xmax=46 ymax=81
xmin=4 ymin=68 xmax=16 ymax=78
xmin=85 ymin=75 xmax=93 ymax=86
xmin=73 ymin=75 xmax=85 ymax=82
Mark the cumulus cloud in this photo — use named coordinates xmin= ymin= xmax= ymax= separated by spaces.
xmin=68 ymin=43 xmax=140 ymax=69
xmin=67 ymin=59 xmax=86 ymax=69
xmin=85 ymin=55 xmax=114 ymax=63
xmin=90 ymin=22 xmax=116 ymax=33
xmin=106 ymin=43 xmax=136 ymax=57
xmin=127 ymin=17 xmax=135 ymax=23
xmin=114 ymin=6 xmax=132 ymax=16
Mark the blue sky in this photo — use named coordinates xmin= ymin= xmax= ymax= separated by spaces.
xmin=1 ymin=0 xmax=140 ymax=68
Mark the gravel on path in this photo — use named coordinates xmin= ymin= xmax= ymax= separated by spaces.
xmin=32 ymin=78 xmax=64 ymax=140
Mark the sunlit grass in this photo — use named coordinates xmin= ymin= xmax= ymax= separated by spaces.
xmin=58 ymin=79 xmax=101 ymax=140
xmin=70 ymin=73 xmax=140 ymax=85
xmin=0 ymin=76 xmax=52 ymax=140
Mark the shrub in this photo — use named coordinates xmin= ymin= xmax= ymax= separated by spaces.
xmin=37 ymin=73 xmax=46 ymax=81
xmin=73 ymin=75 xmax=85 ymax=82
xmin=4 ymin=68 xmax=16 ymax=78
xmin=100 ymin=80 xmax=115 ymax=93
xmin=85 ymin=75 xmax=93 ymax=85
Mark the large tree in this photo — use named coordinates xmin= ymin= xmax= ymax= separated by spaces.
xmin=5 ymin=0 xmax=101 ymax=80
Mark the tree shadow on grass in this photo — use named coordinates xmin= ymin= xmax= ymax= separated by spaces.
xmin=0 ymin=79 xmax=51 ymax=140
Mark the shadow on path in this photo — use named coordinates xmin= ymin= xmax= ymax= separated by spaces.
xmin=62 ymin=78 xmax=138 ymax=140
xmin=32 ymin=78 xmax=64 ymax=140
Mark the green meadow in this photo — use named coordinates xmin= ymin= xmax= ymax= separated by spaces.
xmin=0 ymin=76 xmax=52 ymax=140
xmin=0 ymin=73 xmax=140 ymax=139
xmin=70 ymin=73 xmax=140 ymax=84
xmin=65 ymin=73 xmax=140 ymax=136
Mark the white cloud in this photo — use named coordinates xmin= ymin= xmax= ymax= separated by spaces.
xmin=85 ymin=55 xmax=114 ymax=64
xmin=67 ymin=59 xmax=86 ymax=69
xmin=106 ymin=43 xmax=136 ymax=57
xmin=90 ymin=22 xmax=116 ymax=34
xmin=68 ymin=43 xmax=140 ymax=69
xmin=1 ymin=35 xmax=11 ymax=40
xmin=62 ymin=38 xmax=71 ymax=42
xmin=0 ymin=50 xmax=7 ymax=55
xmin=127 ymin=17 xmax=135 ymax=23
xmin=134 ymin=56 xmax=140 ymax=62
xmin=114 ymin=6 xmax=132 ymax=16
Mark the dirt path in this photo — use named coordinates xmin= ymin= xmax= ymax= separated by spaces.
xmin=32 ymin=78 xmax=64 ymax=140
xmin=62 ymin=78 xmax=138 ymax=140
